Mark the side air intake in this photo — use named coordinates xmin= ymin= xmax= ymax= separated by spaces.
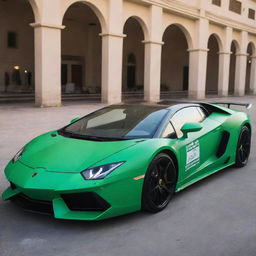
xmin=216 ymin=131 xmax=230 ymax=158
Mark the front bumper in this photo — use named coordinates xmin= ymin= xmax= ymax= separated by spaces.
xmin=2 ymin=161 xmax=144 ymax=220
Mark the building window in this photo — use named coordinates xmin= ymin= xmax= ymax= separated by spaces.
xmin=229 ymin=0 xmax=242 ymax=14
xmin=7 ymin=32 xmax=17 ymax=48
xmin=248 ymin=8 xmax=255 ymax=20
xmin=212 ymin=0 xmax=221 ymax=7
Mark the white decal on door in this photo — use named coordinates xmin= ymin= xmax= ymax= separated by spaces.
xmin=185 ymin=140 xmax=200 ymax=171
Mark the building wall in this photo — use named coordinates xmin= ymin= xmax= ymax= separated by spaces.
xmin=1 ymin=0 xmax=256 ymax=106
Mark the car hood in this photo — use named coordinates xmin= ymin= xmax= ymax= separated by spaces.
xmin=19 ymin=132 xmax=142 ymax=173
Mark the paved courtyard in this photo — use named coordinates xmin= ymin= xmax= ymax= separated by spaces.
xmin=0 ymin=97 xmax=256 ymax=256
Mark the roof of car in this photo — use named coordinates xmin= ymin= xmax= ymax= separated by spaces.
xmin=112 ymin=100 xmax=202 ymax=111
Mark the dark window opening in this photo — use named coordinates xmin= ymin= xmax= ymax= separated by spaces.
xmin=248 ymin=8 xmax=255 ymax=20
xmin=229 ymin=0 xmax=242 ymax=14
xmin=7 ymin=32 xmax=18 ymax=48
xmin=212 ymin=0 xmax=221 ymax=7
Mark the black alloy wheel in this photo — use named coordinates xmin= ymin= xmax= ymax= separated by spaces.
xmin=235 ymin=126 xmax=251 ymax=168
xmin=142 ymin=153 xmax=177 ymax=213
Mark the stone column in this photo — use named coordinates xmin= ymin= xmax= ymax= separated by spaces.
xmin=234 ymin=31 xmax=248 ymax=96
xmin=218 ymin=52 xmax=231 ymax=96
xmin=101 ymin=33 xmax=125 ymax=104
xmin=218 ymin=26 xmax=232 ymax=97
xmin=234 ymin=53 xmax=248 ymax=96
xmin=100 ymin=0 xmax=124 ymax=104
xmin=188 ymin=49 xmax=208 ymax=99
xmin=249 ymin=55 xmax=256 ymax=94
xmin=31 ymin=23 xmax=64 ymax=107
xmin=143 ymin=41 xmax=163 ymax=102
xmin=188 ymin=18 xmax=209 ymax=99
xmin=143 ymin=5 xmax=163 ymax=102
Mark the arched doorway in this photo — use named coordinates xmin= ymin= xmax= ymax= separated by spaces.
xmin=0 ymin=0 xmax=35 ymax=95
xmin=62 ymin=2 xmax=102 ymax=98
xmin=228 ymin=41 xmax=239 ymax=95
xmin=206 ymin=35 xmax=220 ymax=95
xmin=122 ymin=18 xmax=145 ymax=100
xmin=245 ymin=43 xmax=254 ymax=94
xmin=161 ymin=25 xmax=189 ymax=99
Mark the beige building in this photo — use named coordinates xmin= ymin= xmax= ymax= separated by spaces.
xmin=0 ymin=0 xmax=256 ymax=107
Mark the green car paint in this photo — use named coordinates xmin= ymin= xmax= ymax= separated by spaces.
xmin=2 ymin=103 xmax=251 ymax=220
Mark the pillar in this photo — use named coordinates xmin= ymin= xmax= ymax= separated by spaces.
xmin=218 ymin=26 xmax=232 ymax=97
xmin=234 ymin=53 xmax=248 ymax=96
xmin=188 ymin=49 xmax=208 ymax=99
xmin=218 ymin=52 xmax=231 ymax=96
xmin=101 ymin=34 xmax=124 ymax=104
xmin=31 ymin=23 xmax=63 ymax=107
xmin=101 ymin=0 xmax=123 ymax=104
xmin=249 ymin=56 xmax=256 ymax=94
xmin=188 ymin=18 xmax=209 ymax=99
xmin=144 ymin=5 xmax=163 ymax=102
xmin=143 ymin=42 xmax=163 ymax=102
xmin=234 ymin=31 xmax=248 ymax=96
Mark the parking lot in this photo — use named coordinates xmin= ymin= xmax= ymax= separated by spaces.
xmin=0 ymin=97 xmax=256 ymax=256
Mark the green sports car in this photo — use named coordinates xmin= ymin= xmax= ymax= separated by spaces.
xmin=2 ymin=102 xmax=252 ymax=220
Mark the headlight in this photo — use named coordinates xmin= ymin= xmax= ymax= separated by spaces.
xmin=12 ymin=147 xmax=25 ymax=163
xmin=81 ymin=162 xmax=125 ymax=180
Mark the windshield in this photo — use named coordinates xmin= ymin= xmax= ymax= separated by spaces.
xmin=60 ymin=105 xmax=168 ymax=140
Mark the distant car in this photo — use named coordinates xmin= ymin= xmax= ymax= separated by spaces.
xmin=2 ymin=102 xmax=252 ymax=220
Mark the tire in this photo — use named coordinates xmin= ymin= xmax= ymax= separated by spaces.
xmin=142 ymin=153 xmax=177 ymax=213
xmin=234 ymin=126 xmax=251 ymax=168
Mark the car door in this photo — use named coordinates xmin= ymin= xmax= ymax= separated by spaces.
xmin=170 ymin=106 xmax=222 ymax=187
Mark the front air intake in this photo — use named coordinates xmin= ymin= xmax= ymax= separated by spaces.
xmin=11 ymin=193 xmax=53 ymax=215
xmin=61 ymin=192 xmax=110 ymax=212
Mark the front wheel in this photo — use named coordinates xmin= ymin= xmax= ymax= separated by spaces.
xmin=142 ymin=153 xmax=177 ymax=213
xmin=235 ymin=126 xmax=251 ymax=168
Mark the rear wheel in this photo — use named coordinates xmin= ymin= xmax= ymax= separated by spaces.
xmin=142 ymin=153 xmax=177 ymax=213
xmin=235 ymin=126 xmax=251 ymax=168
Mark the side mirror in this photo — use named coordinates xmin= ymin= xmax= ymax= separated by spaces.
xmin=181 ymin=122 xmax=202 ymax=139
xmin=70 ymin=117 xmax=80 ymax=124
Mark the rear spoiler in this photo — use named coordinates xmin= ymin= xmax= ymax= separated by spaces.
xmin=210 ymin=102 xmax=252 ymax=110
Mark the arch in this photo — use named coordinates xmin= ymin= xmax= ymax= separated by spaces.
xmin=122 ymin=17 xmax=145 ymax=96
xmin=28 ymin=0 xmax=40 ymax=22
xmin=123 ymin=16 xmax=149 ymax=41
xmin=247 ymin=42 xmax=256 ymax=56
xmin=231 ymin=40 xmax=240 ymax=53
xmin=208 ymin=33 xmax=223 ymax=52
xmin=61 ymin=1 xmax=103 ymax=96
xmin=206 ymin=34 xmax=220 ymax=94
xmin=161 ymin=24 xmax=190 ymax=96
xmin=61 ymin=0 xmax=107 ymax=33
xmin=0 ymin=0 xmax=35 ymax=95
xmin=162 ymin=23 xmax=193 ymax=49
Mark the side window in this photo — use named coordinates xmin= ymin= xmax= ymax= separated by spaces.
xmin=171 ymin=107 xmax=204 ymax=138
xmin=162 ymin=123 xmax=176 ymax=138
xmin=197 ymin=107 xmax=207 ymax=120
